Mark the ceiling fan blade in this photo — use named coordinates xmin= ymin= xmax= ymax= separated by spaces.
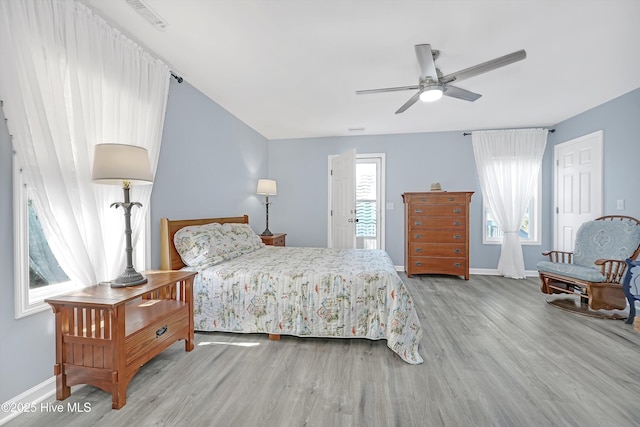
xmin=415 ymin=44 xmax=438 ymax=79
xmin=443 ymin=85 xmax=482 ymax=102
xmin=441 ymin=49 xmax=526 ymax=84
xmin=356 ymin=85 xmax=419 ymax=95
xmin=395 ymin=92 xmax=421 ymax=114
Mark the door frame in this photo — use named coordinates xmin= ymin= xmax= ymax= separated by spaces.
xmin=327 ymin=152 xmax=386 ymax=249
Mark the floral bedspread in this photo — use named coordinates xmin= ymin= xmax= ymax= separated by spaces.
xmin=187 ymin=246 xmax=423 ymax=364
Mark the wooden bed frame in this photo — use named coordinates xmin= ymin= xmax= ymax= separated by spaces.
xmin=159 ymin=214 xmax=249 ymax=271
xmin=159 ymin=214 xmax=281 ymax=340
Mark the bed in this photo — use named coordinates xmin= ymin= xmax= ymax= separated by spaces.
xmin=159 ymin=215 xmax=423 ymax=364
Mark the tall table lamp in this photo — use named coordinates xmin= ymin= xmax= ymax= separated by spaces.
xmin=257 ymin=179 xmax=277 ymax=236
xmin=92 ymin=143 xmax=153 ymax=287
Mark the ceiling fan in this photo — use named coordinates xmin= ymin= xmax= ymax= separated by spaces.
xmin=356 ymin=44 xmax=526 ymax=114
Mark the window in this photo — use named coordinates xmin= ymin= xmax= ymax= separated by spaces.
xmin=14 ymin=161 xmax=148 ymax=318
xmin=355 ymin=161 xmax=378 ymax=249
xmin=14 ymin=163 xmax=81 ymax=318
xmin=482 ymin=170 xmax=542 ymax=245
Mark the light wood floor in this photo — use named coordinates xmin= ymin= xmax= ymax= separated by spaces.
xmin=7 ymin=274 xmax=640 ymax=427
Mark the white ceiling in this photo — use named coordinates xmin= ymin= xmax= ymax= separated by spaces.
xmin=81 ymin=0 xmax=640 ymax=140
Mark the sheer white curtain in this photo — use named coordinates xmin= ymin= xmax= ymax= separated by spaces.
xmin=472 ymin=129 xmax=547 ymax=279
xmin=0 ymin=0 xmax=169 ymax=285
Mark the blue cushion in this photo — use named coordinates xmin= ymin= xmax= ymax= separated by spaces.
xmin=573 ymin=219 xmax=640 ymax=267
xmin=536 ymin=261 xmax=604 ymax=282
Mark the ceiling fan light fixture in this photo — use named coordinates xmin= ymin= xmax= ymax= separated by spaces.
xmin=419 ymin=85 xmax=444 ymax=102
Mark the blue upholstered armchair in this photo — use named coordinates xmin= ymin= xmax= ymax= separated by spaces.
xmin=537 ymin=216 xmax=640 ymax=311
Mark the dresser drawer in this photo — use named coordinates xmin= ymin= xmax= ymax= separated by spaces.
xmin=406 ymin=194 xmax=469 ymax=205
xmin=408 ymin=205 xmax=467 ymax=217
xmin=409 ymin=242 xmax=467 ymax=257
xmin=409 ymin=230 xmax=466 ymax=243
xmin=408 ymin=217 xmax=466 ymax=230
xmin=409 ymin=257 xmax=467 ymax=275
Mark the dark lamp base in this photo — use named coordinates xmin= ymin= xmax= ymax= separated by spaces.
xmin=110 ymin=270 xmax=148 ymax=288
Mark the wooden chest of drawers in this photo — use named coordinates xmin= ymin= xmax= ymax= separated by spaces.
xmin=402 ymin=192 xmax=473 ymax=279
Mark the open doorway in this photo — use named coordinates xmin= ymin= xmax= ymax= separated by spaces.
xmin=328 ymin=152 xmax=385 ymax=250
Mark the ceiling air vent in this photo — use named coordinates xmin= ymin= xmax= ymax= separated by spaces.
xmin=124 ymin=0 xmax=168 ymax=31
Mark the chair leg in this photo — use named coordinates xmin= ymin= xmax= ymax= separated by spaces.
xmin=539 ymin=274 xmax=554 ymax=294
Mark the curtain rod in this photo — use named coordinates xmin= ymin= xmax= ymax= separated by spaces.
xmin=463 ymin=129 xmax=555 ymax=136
xmin=170 ymin=72 xmax=183 ymax=83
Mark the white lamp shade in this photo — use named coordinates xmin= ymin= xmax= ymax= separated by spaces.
xmin=257 ymin=179 xmax=277 ymax=196
xmin=92 ymin=143 xmax=153 ymax=185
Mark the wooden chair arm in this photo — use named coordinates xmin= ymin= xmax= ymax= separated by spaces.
xmin=541 ymin=250 xmax=574 ymax=263
xmin=594 ymin=258 xmax=628 ymax=283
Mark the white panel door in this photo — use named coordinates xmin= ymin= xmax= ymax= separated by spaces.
xmin=330 ymin=149 xmax=356 ymax=249
xmin=554 ymin=130 xmax=603 ymax=251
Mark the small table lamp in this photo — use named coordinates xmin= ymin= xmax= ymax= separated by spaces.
xmin=257 ymin=179 xmax=277 ymax=236
xmin=92 ymin=143 xmax=153 ymax=287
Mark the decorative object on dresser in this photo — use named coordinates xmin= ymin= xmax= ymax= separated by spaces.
xmin=45 ymin=270 xmax=197 ymax=409
xmin=260 ymin=232 xmax=286 ymax=246
xmin=402 ymin=192 xmax=473 ymax=280
xmin=537 ymin=215 xmax=640 ymax=318
xmin=92 ymin=143 xmax=153 ymax=287
xmin=257 ymin=179 xmax=277 ymax=236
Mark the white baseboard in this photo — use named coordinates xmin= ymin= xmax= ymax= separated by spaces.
xmin=395 ymin=265 xmax=538 ymax=278
xmin=0 ymin=377 xmax=56 ymax=425
xmin=0 ymin=377 xmax=84 ymax=425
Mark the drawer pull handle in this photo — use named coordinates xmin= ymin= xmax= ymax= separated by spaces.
xmin=420 ymin=198 xmax=427 ymax=202
xmin=454 ymin=263 xmax=462 ymax=268
xmin=449 ymin=197 xmax=455 ymax=202
xmin=453 ymin=208 xmax=462 ymax=214
xmin=453 ymin=234 xmax=462 ymax=239
xmin=415 ymin=221 xmax=422 ymax=226
xmin=453 ymin=221 xmax=461 ymax=226
xmin=415 ymin=234 xmax=423 ymax=239
xmin=454 ymin=249 xmax=461 ymax=254
xmin=156 ymin=325 xmax=168 ymax=338
xmin=415 ymin=209 xmax=423 ymax=213
xmin=415 ymin=248 xmax=422 ymax=253
xmin=416 ymin=262 xmax=423 ymax=266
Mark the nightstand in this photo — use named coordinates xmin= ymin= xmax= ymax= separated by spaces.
xmin=46 ymin=270 xmax=197 ymax=409
xmin=261 ymin=233 xmax=286 ymax=246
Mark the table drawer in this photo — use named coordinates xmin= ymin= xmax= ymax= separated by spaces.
xmin=409 ymin=243 xmax=467 ymax=257
xmin=271 ymin=234 xmax=286 ymax=246
xmin=125 ymin=307 xmax=188 ymax=365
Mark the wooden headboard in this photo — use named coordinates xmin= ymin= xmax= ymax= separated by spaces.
xmin=159 ymin=215 xmax=249 ymax=271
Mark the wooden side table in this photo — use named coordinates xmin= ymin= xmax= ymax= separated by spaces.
xmin=45 ymin=270 xmax=197 ymax=409
xmin=260 ymin=232 xmax=286 ymax=246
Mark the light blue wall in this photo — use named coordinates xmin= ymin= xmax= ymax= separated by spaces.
xmin=269 ymin=88 xmax=640 ymax=270
xmin=0 ymin=106 xmax=57 ymax=404
xmin=267 ymin=132 xmax=492 ymax=267
xmin=1 ymin=79 xmax=638 ymax=403
xmin=544 ymin=87 xmax=640 ymax=231
xmin=0 ymin=79 xmax=268 ymax=403
xmin=149 ymin=80 xmax=269 ymax=268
